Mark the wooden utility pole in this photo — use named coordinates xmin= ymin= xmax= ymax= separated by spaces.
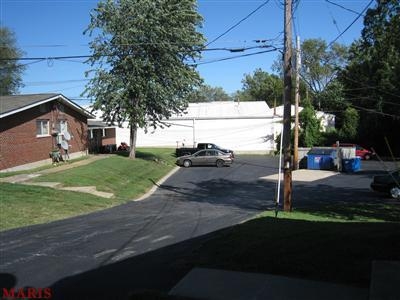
xmin=283 ymin=0 xmax=293 ymax=211
xmin=293 ymin=36 xmax=301 ymax=170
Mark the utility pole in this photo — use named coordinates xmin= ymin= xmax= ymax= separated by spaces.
xmin=283 ymin=0 xmax=293 ymax=211
xmin=293 ymin=36 xmax=301 ymax=170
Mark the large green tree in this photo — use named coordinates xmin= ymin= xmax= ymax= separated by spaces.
xmin=339 ymin=0 xmax=400 ymax=154
xmin=0 ymin=26 xmax=25 ymax=95
xmin=338 ymin=107 xmax=359 ymax=141
xmin=272 ymin=39 xmax=347 ymax=111
xmin=298 ymin=99 xmax=322 ymax=147
xmin=186 ymin=84 xmax=232 ymax=102
xmin=84 ymin=0 xmax=205 ymax=158
xmin=236 ymin=68 xmax=283 ymax=107
xmin=301 ymin=39 xmax=348 ymax=94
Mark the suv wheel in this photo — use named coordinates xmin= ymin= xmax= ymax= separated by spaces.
xmin=389 ymin=186 xmax=400 ymax=199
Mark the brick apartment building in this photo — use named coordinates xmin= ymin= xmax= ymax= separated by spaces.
xmin=0 ymin=94 xmax=94 ymax=171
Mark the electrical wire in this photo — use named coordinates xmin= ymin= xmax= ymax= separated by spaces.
xmin=0 ymin=59 xmax=44 ymax=71
xmin=205 ymin=0 xmax=272 ymax=47
xmin=0 ymin=45 xmax=275 ymax=62
xmin=350 ymin=103 xmax=400 ymax=119
xmin=192 ymin=47 xmax=280 ymax=66
xmin=327 ymin=0 xmax=373 ymax=48
xmin=325 ymin=0 xmax=361 ymax=15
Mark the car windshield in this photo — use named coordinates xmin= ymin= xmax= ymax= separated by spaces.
xmin=207 ymin=144 xmax=221 ymax=149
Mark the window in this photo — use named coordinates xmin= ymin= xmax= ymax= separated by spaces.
xmin=36 ymin=120 xmax=50 ymax=136
xmin=196 ymin=151 xmax=206 ymax=157
xmin=56 ymin=120 xmax=68 ymax=134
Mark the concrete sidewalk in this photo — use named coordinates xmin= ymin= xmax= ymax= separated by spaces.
xmin=169 ymin=268 xmax=368 ymax=300
xmin=169 ymin=262 xmax=400 ymax=300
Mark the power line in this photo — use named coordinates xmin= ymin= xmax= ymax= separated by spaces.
xmin=340 ymin=72 xmax=400 ymax=100
xmin=192 ymin=47 xmax=280 ymax=66
xmin=325 ymin=0 xmax=343 ymax=38
xmin=205 ymin=0 xmax=272 ymax=47
xmin=325 ymin=0 xmax=361 ymax=15
xmin=24 ymin=79 xmax=90 ymax=86
xmin=0 ymin=45 xmax=274 ymax=62
xmin=0 ymin=59 xmax=44 ymax=71
xmin=350 ymin=103 xmax=400 ymax=119
xmin=327 ymin=0 xmax=373 ymax=47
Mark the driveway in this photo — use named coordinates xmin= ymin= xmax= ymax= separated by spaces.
xmin=0 ymin=156 xmax=279 ymax=291
xmin=0 ymin=156 xmax=396 ymax=298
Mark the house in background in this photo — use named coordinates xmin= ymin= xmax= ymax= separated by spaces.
xmin=90 ymin=101 xmax=335 ymax=154
xmin=0 ymin=94 xmax=94 ymax=171
xmin=87 ymin=119 xmax=117 ymax=153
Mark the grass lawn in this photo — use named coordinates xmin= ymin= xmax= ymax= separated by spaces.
xmin=0 ymin=183 xmax=121 ymax=230
xmin=179 ymin=210 xmax=400 ymax=288
xmin=0 ymin=148 xmax=176 ymax=231
xmin=32 ymin=148 xmax=177 ymax=200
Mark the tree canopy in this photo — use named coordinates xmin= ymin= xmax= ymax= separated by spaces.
xmin=339 ymin=0 xmax=400 ymax=154
xmin=298 ymin=99 xmax=322 ymax=147
xmin=236 ymin=68 xmax=283 ymax=107
xmin=0 ymin=26 xmax=25 ymax=95
xmin=83 ymin=0 xmax=205 ymax=158
xmin=301 ymin=39 xmax=348 ymax=95
xmin=186 ymin=84 xmax=232 ymax=102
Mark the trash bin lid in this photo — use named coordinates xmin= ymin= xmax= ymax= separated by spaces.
xmin=307 ymin=147 xmax=336 ymax=155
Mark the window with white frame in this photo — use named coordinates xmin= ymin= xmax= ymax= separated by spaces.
xmin=36 ymin=120 xmax=50 ymax=136
xmin=56 ymin=119 xmax=68 ymax=134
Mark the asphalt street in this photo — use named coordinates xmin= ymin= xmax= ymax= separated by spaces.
xmin=0 ymin=156 xmax=280 ymax=298
xmin=0 ymin=156 xmax=397 ymax=299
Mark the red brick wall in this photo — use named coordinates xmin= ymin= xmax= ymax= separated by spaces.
xmin=101 ymin=128 xmax=116 ymax=146
xmin=0 ymin=100 xmax=88 ymax=170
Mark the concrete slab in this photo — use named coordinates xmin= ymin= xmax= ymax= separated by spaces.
xmin=60 ymin=186 xmax=114 ymax=198
xmin=169 ymin=268 xmax=368 ymax=300
xmin=23 ymin=181 xmax=62 ymax=188
xmin=260 ymin=169 xmax=338 ymax=183
xmin=369 ymin=261 xmax=400 ymax=300
xmin=0 ymin=173 xmax=41 ymax=183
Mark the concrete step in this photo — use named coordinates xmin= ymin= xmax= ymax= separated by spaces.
xmin=369 ymin=261 xmax=400 ymax=300
xmin=169 ymin=268 xmax=368 ymax=300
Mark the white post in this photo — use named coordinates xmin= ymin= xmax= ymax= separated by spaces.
xmin=193 ymin=118 xmax=196 ymax=148
xmin=276 ymin=124 xmax=284 ymax=205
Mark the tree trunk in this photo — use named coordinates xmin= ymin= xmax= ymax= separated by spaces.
xmin=129 ymin=122 xmax=137 ymax=159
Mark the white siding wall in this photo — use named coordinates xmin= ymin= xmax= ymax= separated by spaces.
xmin=99 ymin=102 xmax=334 ymax=153
xmin=116 ymin=117 xmax=283 ymax=153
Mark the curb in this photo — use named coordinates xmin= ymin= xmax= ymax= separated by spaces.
xmin=134 ymin=166 xmax=180 ymax=202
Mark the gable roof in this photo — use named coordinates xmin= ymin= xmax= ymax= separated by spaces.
xmin=0 ymin=93 xmax=94 ymax=119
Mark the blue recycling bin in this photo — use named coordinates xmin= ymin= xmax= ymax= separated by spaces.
xmin=307 ymin=148 xmax=337 ymax=170
xmin=342 ymin=157 xmax=361 ymax=173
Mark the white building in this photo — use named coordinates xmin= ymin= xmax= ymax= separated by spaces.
xmin=90 ymin=101 xmax=335 ymax=154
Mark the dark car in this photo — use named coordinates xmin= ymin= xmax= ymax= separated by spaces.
xmin=370 ymin=169 xmax=400 ymax=199
xmin=176 ymin=149 xmax=233 ymax=168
